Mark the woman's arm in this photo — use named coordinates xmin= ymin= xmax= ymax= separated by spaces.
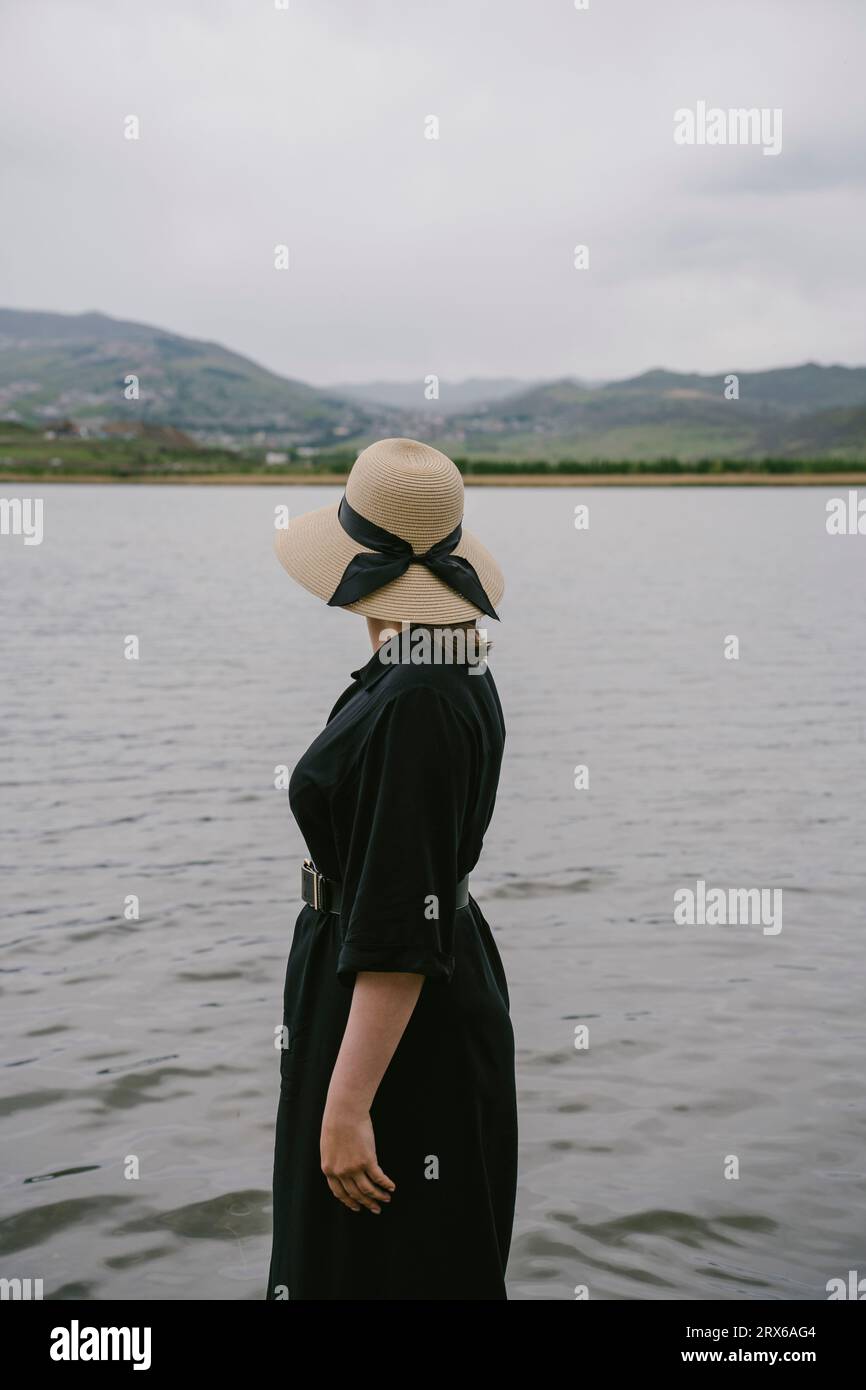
xmin=321 ymin=970 xmax=423 ymax=1213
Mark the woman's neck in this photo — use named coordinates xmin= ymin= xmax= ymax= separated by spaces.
xmin=366 ymin=616 xmax=477 ymax=652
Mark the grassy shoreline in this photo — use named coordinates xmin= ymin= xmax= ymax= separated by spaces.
xmin=2 ymin=429 xmax=865 ymax=486
xmin=2 ymin=470 xmax=865 ymax=487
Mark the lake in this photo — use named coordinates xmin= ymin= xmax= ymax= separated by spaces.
xmin=1 ymin=482 xmax=864 ymax=1300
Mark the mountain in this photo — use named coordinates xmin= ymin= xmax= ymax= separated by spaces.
xmin=432 ymin=365 xmax=866 ymax=460
xmin=1 ymin=308 xmax=864 ymax=460
xmin=607 ymin=364 xmax=866 ymax=414
xmin=0 ymin=308 xmax=373 ymax=443
xmin=333 ymin=377 xmax=554 ymax=413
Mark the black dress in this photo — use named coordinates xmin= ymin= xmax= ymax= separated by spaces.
xmin=266 ymin=632 xmax=518 ymax=1300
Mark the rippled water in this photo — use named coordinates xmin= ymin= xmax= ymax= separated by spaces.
xmin=1 ymin=482 xmax=864 ymax=1301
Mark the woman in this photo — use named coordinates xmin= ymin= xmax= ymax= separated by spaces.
xmin=266 ymin=437 xmax=517 ymax=1300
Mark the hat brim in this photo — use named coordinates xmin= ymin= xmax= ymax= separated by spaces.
xmin=274 ymin=499 xmax=504 ymax=623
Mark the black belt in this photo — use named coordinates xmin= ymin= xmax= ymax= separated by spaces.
xmin=301 ymin=857 xmax=470 ymax=915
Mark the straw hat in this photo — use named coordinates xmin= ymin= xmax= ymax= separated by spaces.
xmin=274 ymin=438 xmax=504 ymax=623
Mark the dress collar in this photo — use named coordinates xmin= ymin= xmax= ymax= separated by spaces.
xmin=350 ymin=642 xmax=394 ymax=691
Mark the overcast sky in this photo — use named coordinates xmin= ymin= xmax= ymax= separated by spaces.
xmin=2 ymin=0 xmax=864 ymax=386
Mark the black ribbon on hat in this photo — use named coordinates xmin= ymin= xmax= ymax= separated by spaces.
xmin=327 ymin=495 xmax=500 ymax=619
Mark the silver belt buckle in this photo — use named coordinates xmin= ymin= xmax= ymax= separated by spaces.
xmin=301 ymin=857 xmax=321 ymax=910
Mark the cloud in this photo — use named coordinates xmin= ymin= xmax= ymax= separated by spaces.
xmin=0 ymin=0 xmax=863 ymax=382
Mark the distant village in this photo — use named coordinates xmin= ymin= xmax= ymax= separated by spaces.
xmin=27 ymin=417 xmax=330 ymax=463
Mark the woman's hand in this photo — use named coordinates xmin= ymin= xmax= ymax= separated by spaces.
xmin=320 ymin=1096 xmax=396 ymax=1213
xmin=320 ymin=970 xmax=423 ymax=1212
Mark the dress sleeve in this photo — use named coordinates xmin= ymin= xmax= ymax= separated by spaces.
xmin=336 ymin=684 xmax=473 ymax=988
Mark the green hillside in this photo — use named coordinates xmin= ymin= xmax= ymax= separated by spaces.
xmin=432 ymin=365 xmax=866 ymax=460
xmin=1 ymin=309 xmax=865 ymax=462
xmin=0 ymin=308 xmax=372 ymax=443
